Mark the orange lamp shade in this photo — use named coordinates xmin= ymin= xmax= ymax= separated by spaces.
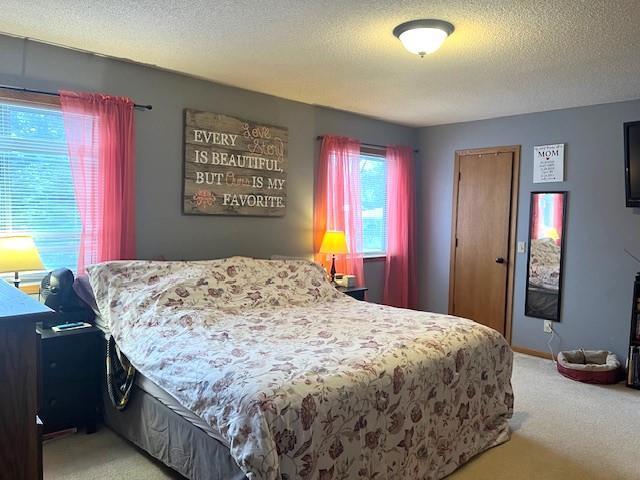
xmin=319 ymin=230 xmax=348 ymax=255
xmin=0 ymin=235 xmax=45 ymax=273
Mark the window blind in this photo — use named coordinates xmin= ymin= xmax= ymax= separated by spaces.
xmin=0 ymin=101 xmax=82 ymax=275
xmin=359 ymin=153 xmax=387 ymax=255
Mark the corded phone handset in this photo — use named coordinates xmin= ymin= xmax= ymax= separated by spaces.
xmin=40 ymin=268 xmax=93 ymax=328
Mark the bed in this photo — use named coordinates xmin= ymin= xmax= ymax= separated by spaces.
xmin=88 ymin=256 xmax=513 ymax=480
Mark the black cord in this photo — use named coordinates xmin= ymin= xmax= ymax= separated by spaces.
xmin=106 ymin=335 xmax=136 ymax=411
xmin=624 ymin=248 xmax=640 ymax=265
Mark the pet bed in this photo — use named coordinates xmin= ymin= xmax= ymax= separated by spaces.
xmin=557 ymin=349 xmax=622 ymax=384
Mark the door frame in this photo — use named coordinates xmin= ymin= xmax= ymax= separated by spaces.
xmin=448 ymin=145 xmax=521 ymax=343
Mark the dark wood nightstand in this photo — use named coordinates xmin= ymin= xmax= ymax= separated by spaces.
xmin=37 ymin=324 xmax=102 ymax=435
xmin=336 ymin=286 xmax=368 ymax=301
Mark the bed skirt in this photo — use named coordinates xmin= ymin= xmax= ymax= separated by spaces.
xmin=102 ymin=385 xmax=247 ymax=480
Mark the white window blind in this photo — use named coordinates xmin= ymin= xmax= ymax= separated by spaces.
xmin=0 ymin=101 xmax=81 ymax=275
xmin=359 ymin=153 xmax=387 ymax=255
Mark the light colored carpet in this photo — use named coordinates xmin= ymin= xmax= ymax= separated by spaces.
xmin=44 ymin=353 xmax=640 ymax=480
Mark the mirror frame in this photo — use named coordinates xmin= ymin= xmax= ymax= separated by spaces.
xmin=524 ymin=191 xmax=568 ymax=322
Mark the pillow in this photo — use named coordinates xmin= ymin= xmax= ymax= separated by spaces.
xmin=73 ymin=275 xmax=100 ymax=314
xmin=87 ymin=256 xmax=342 ymax=328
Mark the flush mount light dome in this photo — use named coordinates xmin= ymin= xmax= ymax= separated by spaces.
xmin=393 ymin=19 xmax=455 ymax=57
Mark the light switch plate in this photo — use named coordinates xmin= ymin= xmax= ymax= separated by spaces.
xmin=517 ymin=241 xmax=526 ymax=253
xmin=543 ymin=320 xmax=553 ymax=333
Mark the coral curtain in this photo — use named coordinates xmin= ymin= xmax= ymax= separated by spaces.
xmin=313 ymin=136 xmax=364 ymax=286
xmin=383 ymin=146 xmax=418 ymax=308
xmin=60 ymin=91 xmax=136 ymax=273
xmin=532 ymin=193 xmax=564 ymax=245
xmin=552 ymin=194 xmax=564 ymax=245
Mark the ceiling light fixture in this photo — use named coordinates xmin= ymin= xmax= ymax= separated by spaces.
xmin=393 ymin=19 xmax=455 ymax=57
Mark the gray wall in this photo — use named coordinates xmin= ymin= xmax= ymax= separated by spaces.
xmin=5 ymin=34 xmax=637 ymax=351
xmin=418 ymin=100 xmax=640 ymax=360
xmin=0 ymin=35 xmax=417 ymax=303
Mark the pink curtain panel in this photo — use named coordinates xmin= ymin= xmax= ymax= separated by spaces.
xmin=383 ymin=145 xmax=418 ymax=309
xmin=60 ymin=90 xmax=136 ymax=273
xmin=313 ymin=135 xmax=364 ymax=286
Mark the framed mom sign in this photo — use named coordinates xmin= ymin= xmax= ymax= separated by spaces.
xmin=533 ymin=144 xmax=564 ymax=183
xmin=183 ymin=109 xmax=288 ymax=216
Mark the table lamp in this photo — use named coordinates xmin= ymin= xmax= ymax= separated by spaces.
xmin=0 ymin=235 xmax=45 ymax=288
xmin=319 ymin=230 xmax=348 ymax=283
xmin=543 ymin=226 xmax=560 ymax=242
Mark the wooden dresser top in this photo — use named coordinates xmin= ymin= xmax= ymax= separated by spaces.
xmin=0 ymin=279 xmax=52 ymax=324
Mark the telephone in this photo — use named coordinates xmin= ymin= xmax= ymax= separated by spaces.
xmin=334 ymin=274 xmax=356 ymax=288
xmin=40 ymin=268 xmax=93 ymax=327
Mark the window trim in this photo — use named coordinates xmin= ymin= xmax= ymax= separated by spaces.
xmin=360 ymin=145 xmax=385 ymax=157
xmin=359 ymin=148 xmax=387 ymax=257
xmin=0 ymin=88 xmax=61 ymax=108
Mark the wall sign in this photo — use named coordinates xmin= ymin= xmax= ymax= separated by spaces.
xmin=533 ymin=144 xmax=564 ymax=183
xmin=183 ymin=109 xmax=288 ymax=216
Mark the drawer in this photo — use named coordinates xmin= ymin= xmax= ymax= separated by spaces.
xmin=347 ymin=290 xmax=366 ymax=301
xmin=41 ymin=333 xmax=101 ymax=385
xmin=40 ymin=381 xmax=98 ymax=434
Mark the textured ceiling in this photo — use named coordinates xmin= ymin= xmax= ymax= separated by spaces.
xmin=1 ymin=1 xmax=640 ymax=126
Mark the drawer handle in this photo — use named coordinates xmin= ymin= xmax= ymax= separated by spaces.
xmin=49 ymin=362 xmax=57 ymax=369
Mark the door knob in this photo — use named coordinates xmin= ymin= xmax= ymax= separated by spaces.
xmin=495 ymin=257 xmax=506 ymax=264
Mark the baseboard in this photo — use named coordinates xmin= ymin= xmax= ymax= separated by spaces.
xmin=512 ymin=345 xmax=554 ymax=360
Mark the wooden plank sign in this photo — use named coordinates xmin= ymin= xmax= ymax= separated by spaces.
xmin=183 ymin=109 xmax=288 ymax=216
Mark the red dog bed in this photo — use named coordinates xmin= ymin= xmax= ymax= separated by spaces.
xmin=556 ymin=350 xmax=622 ymax=384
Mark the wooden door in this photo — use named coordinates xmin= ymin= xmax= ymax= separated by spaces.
xmin=449 ymin=146 xmax=520 ymax=337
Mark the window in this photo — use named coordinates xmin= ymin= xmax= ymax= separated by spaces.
xmin=359 ymin=153 xmax=387 ymax=255
xmin=0 ymin=100 xmax=81 ymax=275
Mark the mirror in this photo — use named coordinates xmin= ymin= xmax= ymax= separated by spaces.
xmin=525 ymin=191 xmax=567 ymax=321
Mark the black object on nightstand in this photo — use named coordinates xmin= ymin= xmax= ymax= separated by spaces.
xmin=37 ymin=323 xmax=102 ymax=434
xmin=336 ymin=286 xmax=368 ymax=301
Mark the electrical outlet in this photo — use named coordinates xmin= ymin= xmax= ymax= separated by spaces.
xmin=543 ymin=320 xmax=553 ymax=333
xmin=517 ymin=241 xmax=526 ymax=253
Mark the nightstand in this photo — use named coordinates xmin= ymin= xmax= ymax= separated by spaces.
xmin=37 ymin=325 xmax=102 ymax=434
xmin=336 ymin=286 xmax=368 ymax=301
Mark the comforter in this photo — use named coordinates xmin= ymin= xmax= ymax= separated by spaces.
xmin=88 ymin=257 xmax=513 ymax=480
xmin=529 ymin=238 xmax=561 ymax=291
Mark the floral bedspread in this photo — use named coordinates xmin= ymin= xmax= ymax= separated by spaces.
xmin=529 ymin=238 xmax=561 ymax=290
xmin=88 ymin=257 xmax=513 ymax=480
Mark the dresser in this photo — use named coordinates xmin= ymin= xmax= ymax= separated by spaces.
xmin=0 ymin=280 xmax=54 ymax=480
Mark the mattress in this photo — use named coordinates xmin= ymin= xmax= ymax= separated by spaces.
xmin=93 ymin=312 xmax=109 ymax=334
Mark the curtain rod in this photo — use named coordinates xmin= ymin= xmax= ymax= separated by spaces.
xmin=0 ymin=84 xmax=153 ymax=110
xmin=316 ymin=135 xmax=418 ymax=153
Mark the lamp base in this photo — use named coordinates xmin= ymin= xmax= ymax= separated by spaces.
xmin=330 ymin=255 xmax=337 ymax=283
